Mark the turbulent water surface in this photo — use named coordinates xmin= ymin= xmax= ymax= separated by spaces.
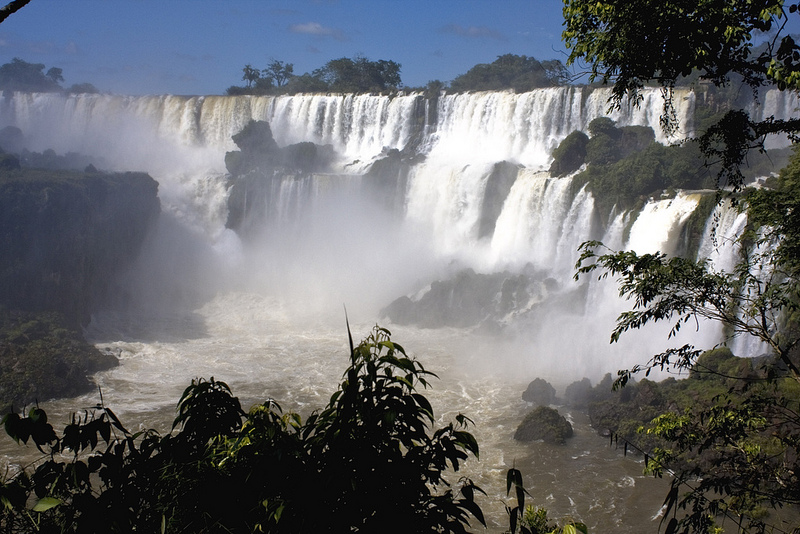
xmin=2 ymin=87 xmax=796 ymax=531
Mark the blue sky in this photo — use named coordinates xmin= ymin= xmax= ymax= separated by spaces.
xmin=0 ymin=0 xmax=571 ymax=95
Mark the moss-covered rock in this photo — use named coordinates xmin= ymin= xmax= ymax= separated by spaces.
xmin=0 ymin=311 xmax=117 ymax=411
xmin=549 ymin=130 xmax=588 ymax=176
xmin=514 ymin=406 xmax=573 ymax=444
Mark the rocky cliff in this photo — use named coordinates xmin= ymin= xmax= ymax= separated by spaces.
xmin=0 ymin=167 xmax=159 ymax=408
xmin=0 ymin=168 xmax=160 ymax=327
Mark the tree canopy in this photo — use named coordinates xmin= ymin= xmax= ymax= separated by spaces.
xmin=313 ymin=56 xmax=401 ymax=93
xmin=226 ymin=53 xmax=571 ymax=96
xmin=449 ymin=54 xmax=569 ymax=93
xmin=227 ymin=55 xmax=402 ymax=96
xmin=0 ymin=58 xmax=63 ymax=93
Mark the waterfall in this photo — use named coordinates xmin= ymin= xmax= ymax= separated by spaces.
xmin=1 ymin=86 xmax=793 ymax=351
xmin=489 ymin=172 xmax=594 ymax=273
xmin=696 ymin=199 xmax=748 ymax=270
xmin=4 ymin=85 xmax=799 ymax=534
xmin=625 ymin=193 xmax=701 ymax=255
xmin=749 ymin=89 xmax=800 ymax=149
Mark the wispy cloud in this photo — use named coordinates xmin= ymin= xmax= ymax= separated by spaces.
xmin=439 ymin=24 xmax=507 ymax=41
xmin=290 ymin=22 xmax=348 ymax=42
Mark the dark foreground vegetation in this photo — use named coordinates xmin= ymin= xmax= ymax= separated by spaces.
xmin=0 ymin=325 xmax=585 ymax=534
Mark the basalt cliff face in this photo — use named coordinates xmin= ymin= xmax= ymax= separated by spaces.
xmin=0 ymin=169 xmax=160 ymax=327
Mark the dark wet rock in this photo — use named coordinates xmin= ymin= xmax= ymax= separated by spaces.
xmin=381 ymin=268 xmax=545 ymax=329
xmin=522 ymin=377 xmax=557 ymax=406
xmin=514 ymin=406 xmax=573 ymax=444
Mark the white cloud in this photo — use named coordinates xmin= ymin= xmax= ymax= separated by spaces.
xmin=289 ymin=22 xmax=347 ymax=41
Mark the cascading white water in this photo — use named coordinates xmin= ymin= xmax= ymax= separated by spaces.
xmin=1 ymin=85 xmax=793 ymax=533
xmin=489 ymin=171 xmax=595 ymax=273
xmin=626 ymin=192 xmax=701 ymax=254
xmin=696 ymin=199 xmax=748 ymax=270
xmin=749 ymin=89 xmax=800 ymax=149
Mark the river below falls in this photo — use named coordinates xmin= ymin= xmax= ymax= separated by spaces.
xmin=0 ymin=291 xmax=670 ymax=533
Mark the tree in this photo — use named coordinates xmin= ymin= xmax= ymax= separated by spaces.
xmin=573 ymin=144 xmax=800 ymax=531
xmin=284 ymin=72 xmax=328 ymax=94
xmin=45 ymin=67 xmax=63 ymax=85
xmin=0 ymin=58 xmax=63 ymax=93
xmin=262 ymin=59 xmax=294 ymax=87
xmin=0 ymin=326 xmax=488 ymax=533
xmin=241 ymin=63 xmax=260 ymax=88
xmin=66 ymin=82 xmax=99 ymax=94
xmin=564 ymin=2 xmax=800 ymax=531
xmin=315 ymin=55 xmax=402 ymax=93
xmin=449 ymin=54 xmax=568 ymax=93
xmin=0 ymin=0 xmax=30 ymax=24
xmin=563 ymin=0 xmax=800 ymax=189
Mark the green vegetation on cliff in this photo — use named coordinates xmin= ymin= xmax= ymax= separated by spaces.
xmin=549 ymin=116 xmax=791 ymax=223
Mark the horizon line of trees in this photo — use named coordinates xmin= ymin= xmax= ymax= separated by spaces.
xmin=0 ymin=57 xmax=99 ymax=94
xmin=226 ymin=53 xmax=570 ymax=96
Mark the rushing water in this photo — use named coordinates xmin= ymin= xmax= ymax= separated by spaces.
xmin=1 ymin=86 xmax=796 ymax=531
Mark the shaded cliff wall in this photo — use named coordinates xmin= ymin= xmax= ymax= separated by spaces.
xmin=0 ymin=169 xmax=160 ymax=327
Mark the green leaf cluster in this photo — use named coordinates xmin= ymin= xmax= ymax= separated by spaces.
xmin=0 ymin=326 xmax=488 ymax=533
xmin=505 ymin=468 xmax=588 ymax=534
